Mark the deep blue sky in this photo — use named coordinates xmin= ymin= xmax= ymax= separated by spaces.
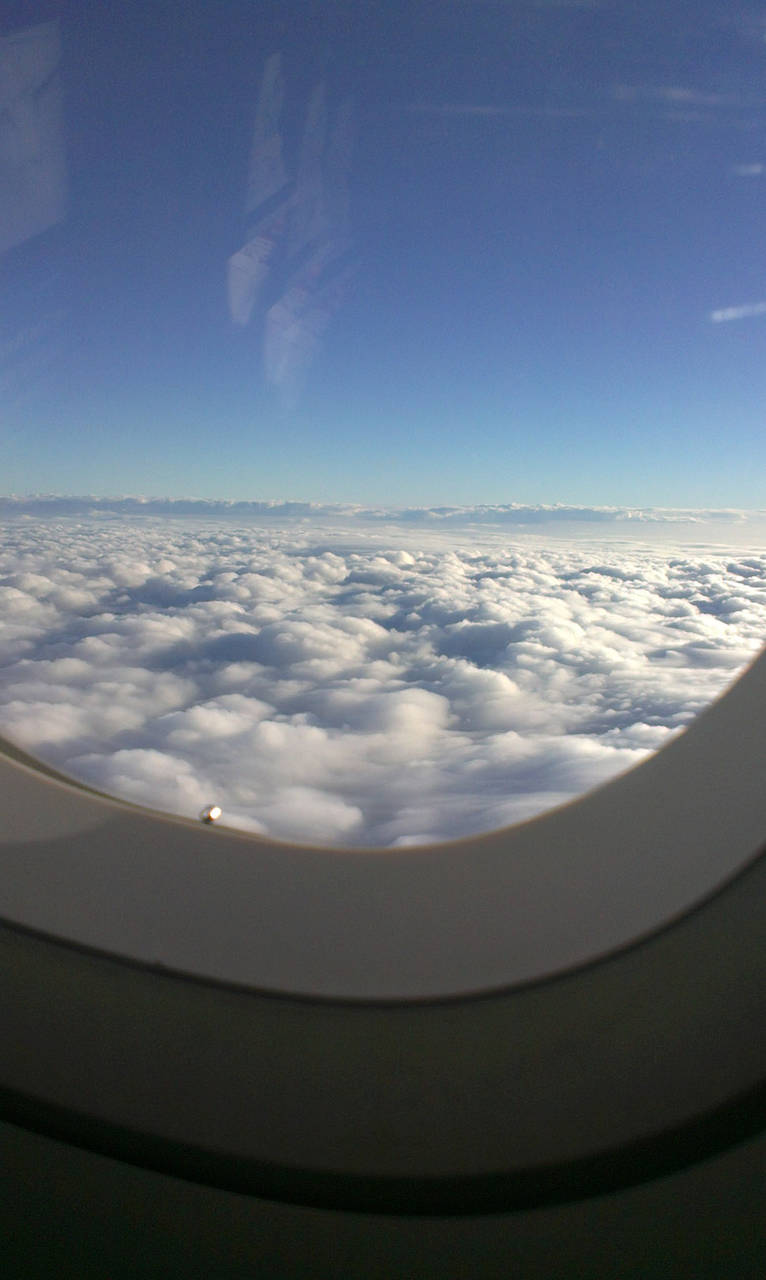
xmin=2 ymin=0 xmax=765 ymax=506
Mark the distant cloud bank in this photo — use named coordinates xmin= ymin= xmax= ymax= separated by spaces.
xmin=1 ymin=495 xmax=762 ymax=526
xmin=1 ymin=513 xmax=764 ymax=847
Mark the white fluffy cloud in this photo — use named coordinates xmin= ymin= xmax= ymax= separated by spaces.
xmin=1 ymin=512 xmax=764 ymax=846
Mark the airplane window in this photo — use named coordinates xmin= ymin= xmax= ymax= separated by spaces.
xmin=1 ymin=0 xmax=765 ymax=850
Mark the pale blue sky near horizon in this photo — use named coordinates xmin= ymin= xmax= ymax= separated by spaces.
xmin=2 ymin=0 xmax=765 ymax=509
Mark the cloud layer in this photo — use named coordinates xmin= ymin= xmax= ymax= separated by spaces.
xmin=2 ymin=496 xmax=764 ymax=526
xmin=1 ymin=514 xmax=764 ymax=847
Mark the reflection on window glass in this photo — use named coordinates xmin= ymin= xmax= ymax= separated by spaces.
xmin=1 ymin=2 xmax=765 ymax=846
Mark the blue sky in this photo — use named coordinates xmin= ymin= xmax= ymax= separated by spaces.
xmin=2 ymin=0 xmax=766 ymax=506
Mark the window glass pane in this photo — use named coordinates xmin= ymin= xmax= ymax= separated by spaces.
xmin=2 ymin=1 xmax=765 ymax=846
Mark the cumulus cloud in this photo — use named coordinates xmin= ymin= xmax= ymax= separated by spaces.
xmin=731 ymin=163 xmax=764 ymax=176
xmin=0 ymin=513 xmax=764 ymax=847
xmin=709 ymin=300 xmax=766 ymax=323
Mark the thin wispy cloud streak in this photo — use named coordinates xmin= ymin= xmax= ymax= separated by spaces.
xmin=1 ymin=514 xmax=764 ymax=848
xmin=400 ymin=103 xmax=588 ymax=119
xmin=532 ymin=0 xmax=601 ymax=8
xmin=613 ymin=84 xmax=761 ymax=110
xmin=709 ymin=301 xmax=766 ymax=323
